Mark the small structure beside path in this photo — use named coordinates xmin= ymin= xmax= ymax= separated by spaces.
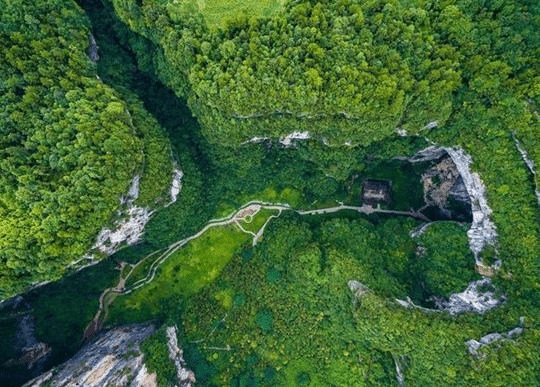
xmin=361 ymin=180 xmax=392 ymax=207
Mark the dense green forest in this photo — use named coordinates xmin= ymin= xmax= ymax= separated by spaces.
xmin=0 ymin=0 xmax=173 ymax=297
xmin=108 ymin=0 xmax=540 ymax=148
xmin=1 ymin=0 xmax=539 ymax=385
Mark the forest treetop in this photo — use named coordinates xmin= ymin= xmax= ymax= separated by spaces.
xmin=0 ymin=0 xmax=172 ymax=298
xmin=110 ymin=0 xmax=539 ymax=147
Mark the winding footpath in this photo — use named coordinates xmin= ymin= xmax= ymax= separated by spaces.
xmin=83 ymin=200 xmax=430 ymax=339
xmin=123 ymin=200 xmax=429 ymax=293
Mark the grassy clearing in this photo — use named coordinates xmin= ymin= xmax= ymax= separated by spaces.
xmin=173 ymin=0 xmax=286 ymax=29
xmin=124 ymin=250 xmax=165 ymax=288
xmin=108 ymin=224 xmax=250 ymax=324
xmin=241 ymin=187 xmax=303 ymax=208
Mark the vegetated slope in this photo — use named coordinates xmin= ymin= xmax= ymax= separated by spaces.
xmin=103 ymin=0 xmax=539 ymax=384
xmin=109 ymin=0 xmax=462 ymax=146
xmin=108 ymin=0 xmax=540 ymax=293
xmin=107 ymin=0 xmax=540 ymax=146
xmin=0 ymin=0 xmax=172 ymax=298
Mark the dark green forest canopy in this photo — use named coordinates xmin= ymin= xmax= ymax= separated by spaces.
xmin=109 ymin=0 xmax=540 ymax=304
xmin=0 ymin=0 xmax=539 ymax=385
xmin=0 ymin=0 xmax=171 ymax=297
xmin=109 ymin=0 xmax=540 ymax=146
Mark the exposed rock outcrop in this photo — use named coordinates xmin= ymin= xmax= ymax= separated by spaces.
xmin=466 ymin=318 xmax=525 ymax=357
xmin=88 ymin=34 xmax=99 ymax=63
xmin=404 ymin=146 xmax=448 ymax=163
xmin=0 ymin=296 xmax=52 ymax=379
xmin=421 ymin=156 xmax=470 ymax=210
xmin=9 ymin=315 xmax=52 ymax=369
xmin=512 ymin=133 xmax=540 ymax=205
xmin=93 ymin=176 xmax=153 ymax=255
xmin=437 ymin=278 xmax=503 ymax=315
xmin=241 ymin=136 xmax=270 ymax=145
xmin=165 ymin=326 xmax=196 ymax=386
xmin=445 ymin=148 xmax=497 ymax=263
xmin=279 ymin=131 xmax=310 ymax=146
xmin=403 ymin=146 xmax=503 ymax=314
xmin=348 ymin=280 xmax=369 ymax=298
xmin=24 ymin=324 xmax=156 ymax=387
xmin=406 ymin=146 xmax=497 ymax=264
xmin=165 ymin=168 xmax=184 ymax=207
xmin=409 ymin=222 xmax=434 ymax=238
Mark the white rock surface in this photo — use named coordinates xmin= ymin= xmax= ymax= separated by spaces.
xmin=409 ymin=222 xmax=434 ymax=238
xmin=241 ymin=136 xmax=270 ymax=145
xmin=24 ymin=324 xmax=157 ymax=387
xmin=279 ymin=131 xmax=310 ymax=146
xmin=165 ymin=326 xmax=196 ymax=386
xmin=94 ymin=207 xmax=153 ymax=255
xmin=166 ymin=169 xmax=184 ymax=207
xmin=406 ymin=146 xmax=497 ymax=264
xmin=513 ymin=133 xmax=540 ymax=205
xmin=466 ymin=321 xmax=524 ymax=357
xmin=405 ymin=146 xmax=448 ymax=163
xmin=442 ymin=278 xmax=502 ymax=315
xmin=393 ymin=355 xmax=406 ymax=386
xmin=92 ymin=176 xmax=154 ymax=256
xmin=425 ymin=121 xmax=438 ymax=129
xmin=399 ymin=146 xmax=502 ymax=314
xmin=445 ymin=148 xmax=497 ymax=263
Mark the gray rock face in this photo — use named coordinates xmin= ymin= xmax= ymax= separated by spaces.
xmin=165 ymin=326 xmax=196 ymax=387
xmin=449 ymin=175 xmax=470 ymax=204
xmin=93 ymin=176 xmax=153 ymax=256
xmin=165 ymin=168 xmax=184 ymax=208
xmin=407 ymin=146 xmax=497 ymax=262
xmin=24 ymin=324 xmax=157 ymax=387
xmin=399 ymin=147 xmax=503 ymax=315
xmin=512 ymin=133 xmax=540 ymax=205
xmin=408 ymin=146 xmax=497 ymax=263
xmin=0 ymin=296 xmax=52 ymax=376
xmin=445 ymin=148 xmax=498 ymax=263
xmin=11 ymin=315 xmax=52 ymax=368
xmin=466 ymin=321 xmax=524 ymax=357
xmin=88 ymin=34 xmax=99 ymax=63
xmin=440 ymin=278 xmax=503 ymax=315
xmin=421 ymin=156 xmax=470 ymax=209
xmin=404 ymin=146 xmax=448 ymax=163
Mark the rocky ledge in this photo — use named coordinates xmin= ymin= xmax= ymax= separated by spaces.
xmin=25 ymin=324 xmax=156 ymax=387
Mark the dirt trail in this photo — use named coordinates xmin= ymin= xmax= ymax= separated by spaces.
xmin=81 ymin=262 xmax=131 ymax=343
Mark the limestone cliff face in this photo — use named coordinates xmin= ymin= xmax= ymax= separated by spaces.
xmin=404 ymin=146 xmax=503 ymax=315
xmin=24 ymin=324 xmax=157 ymax=387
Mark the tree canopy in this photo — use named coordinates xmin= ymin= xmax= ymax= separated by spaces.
xmin=0 ymin=0 xmax=171 ymax=297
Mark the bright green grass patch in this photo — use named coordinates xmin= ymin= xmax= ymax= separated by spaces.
xmin=108 ymin=224 xmax=250 ymax=323
xmin=124 ymin=250 xmax=165 ymax=288
xmin=174 ymin=0 xmax=286 ymax=29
